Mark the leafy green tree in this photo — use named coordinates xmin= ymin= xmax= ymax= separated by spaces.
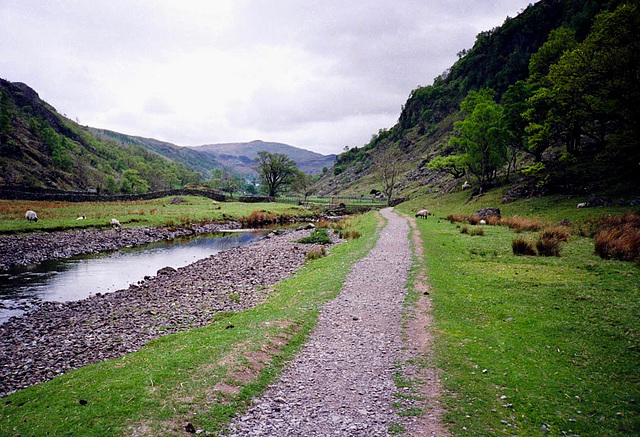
xmin=450 ymin=90 xmax=507 ymax=193
xmin=254 ymin=151 xmax=298 ymax=197
xmin=427 ymin=155 xmax=467 ymax=178
xmin=528 ymin=27 xmax=577 ymax=79
xmin=121 ymin=169 xmax=149 ymax=194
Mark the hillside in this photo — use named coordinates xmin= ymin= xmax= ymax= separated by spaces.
xmin=317 ymin=0 xmax=639 ymax=202
xmin=90 ymin=128 xmax=221 ymax=177
xmin=0 ymin=79 xmax=202 ymax=193
xmin=193 ymin=140 xmax=336 ymax=176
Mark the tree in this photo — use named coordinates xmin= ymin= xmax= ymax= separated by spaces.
xmin=427 ymin=155 xmax=467 ymax=178
xmin=291 ymin=171 xmax=315 ymax=203
xmin=450 ymin=90 xmax=507 ymax=193
xmin=376 ymin=145 xmax=404 ymax=206
xmin=254 ymin=151 xmax=298 ymax=197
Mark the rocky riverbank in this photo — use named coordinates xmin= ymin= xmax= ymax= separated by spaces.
xmin=0 ymin=221 xmax=244 ymax=271
xmin=0 ymin=227 xmax=333 ymax=397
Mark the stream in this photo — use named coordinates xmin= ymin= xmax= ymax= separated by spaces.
xmin=0 ymin=230 xmax=266 ymax=324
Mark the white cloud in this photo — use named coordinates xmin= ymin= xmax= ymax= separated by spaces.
xmin=0 ymin=0 xmax=536 ymax=155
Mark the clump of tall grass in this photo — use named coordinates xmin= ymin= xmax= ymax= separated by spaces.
xmin=501 ymin=216 xmax=545 ymax=233
xmin=305 ymin=246 xmax=327 ymax=261
xmin=512 ymin=238 xmax=537 ymax=256
xmin=536 ymin=235 xmax=562 ymax=257
xmin=469 ymin=228 xmax=484 ymax=236
xmin=241 ymin=210 xmax=278 ymax=226
xmin=447 ymin=213 xmax=470 ymax=224
xmin=338 ymin=229 xmax=361 ymax=240
xmin=593 ymin=213 xmax=640 ymax=264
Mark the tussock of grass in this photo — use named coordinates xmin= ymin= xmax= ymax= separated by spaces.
xmin=305 ymin=246 xmax=326 ymax=261
xmin=592 ymin=213 xmax=640 ymax=263
xmin=512 ymin=238 xmax=536 ymax=256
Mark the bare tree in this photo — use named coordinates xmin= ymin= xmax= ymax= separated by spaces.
xmin=376 ymin=145 xmax=404 ymax=206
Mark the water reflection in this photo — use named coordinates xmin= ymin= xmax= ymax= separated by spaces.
xmin=0 ymin=231 xmax=265 ymax=324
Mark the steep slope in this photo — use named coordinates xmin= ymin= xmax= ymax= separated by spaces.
xmin=317 ymin=0 xmax=635 ymax=199
xmin=0 ymin=79 xmax=201 ymax=192
xmin=90 ymin=128 xmax=221 ymax=177
xmin=193 ymin=140 xmax=336 ymax=175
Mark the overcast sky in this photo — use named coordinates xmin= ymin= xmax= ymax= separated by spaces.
xmin=1 ymin=0 xmax=536 ymax=155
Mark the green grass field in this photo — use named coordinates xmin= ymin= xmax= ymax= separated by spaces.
xmin=0 ymin=196 xmax=314 ymax=233
xmin=0 ymin=212 xmax=381 ymax=436
xmin=398 ymin=190 xmax=640 ymax=435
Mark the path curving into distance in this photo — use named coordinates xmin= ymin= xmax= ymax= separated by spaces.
xmin=227 ymin=208 xmax=437 ymax=436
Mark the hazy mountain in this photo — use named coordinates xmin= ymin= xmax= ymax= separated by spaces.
xmin=192 ymin=140 xmax=336 ymax=175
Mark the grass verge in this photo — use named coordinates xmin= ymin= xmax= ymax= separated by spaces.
xmin=0 ymin=211 xmax=382 ymax=436
xmin=397 ymin=200 xmax=640 ymax=435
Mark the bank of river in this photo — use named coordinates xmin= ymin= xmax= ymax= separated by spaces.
xmin=0 ymin=230 xmax=266 ymax=324
xmin=0 ymin=227 xmax=332 ymax=397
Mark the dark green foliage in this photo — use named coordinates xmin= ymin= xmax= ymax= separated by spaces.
xmin=254 ymin=151 xmax=298 ymax=197
xmin=297 ymin=228 xmax=332 ymax=244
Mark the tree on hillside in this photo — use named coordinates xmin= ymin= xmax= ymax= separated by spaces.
xmin=254 ymin=151 xmax=298 ymax=197
xmin=376 ymin=145 xmax=404 ymax=206
xmin=291 ymin=171 xmax=315 ymax=203
xmin=450 ymin=90 xmax=507 ymax=193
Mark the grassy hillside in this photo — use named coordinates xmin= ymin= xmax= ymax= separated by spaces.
xmin=0 ymin=79 xmax=202 ymax=192
xmin=90 ymin=128 xmax=222 ymax=177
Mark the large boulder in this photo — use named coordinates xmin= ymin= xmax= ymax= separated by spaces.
xmin=473 ymin=207 xmax=501 ymax=221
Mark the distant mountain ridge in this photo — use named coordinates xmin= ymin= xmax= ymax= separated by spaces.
xmin=192 ymin=140 xmax=336 ymax=175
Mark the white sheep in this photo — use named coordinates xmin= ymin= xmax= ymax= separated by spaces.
xmin=577 ymin=202 xmax=587 ymax=208
xmin=110 ymin=218 xmax=121 ymax=229
xmin=462 ymin=181 xmax=471 ymax=190
xmin=76 ymin=215 xmax=86 ymax=220
xmin=25 ymin=210 xmax=38 ymax=222
xmin=479 ymin=219 xmax=487 ymax=225
xmin=415 ymin=209 xmax=429 ymax=219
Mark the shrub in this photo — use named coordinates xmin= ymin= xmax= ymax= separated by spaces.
xmin=469 ymin=228 xmax=484 ymax=236
xmin=536 ymin=235 xmax=562 ymax=257
xmin=512 ymin=238 xmax=536 ymax=256
xmin=298 ymin=228 xmax=332 ymax=244
xmin=305 ymin=246 xmax=327 ymax=260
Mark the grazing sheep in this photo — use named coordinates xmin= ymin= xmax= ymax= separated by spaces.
xmin=577 ymin=202 xmax=587 ymax=208
xmin=479 ymin=219 xmax=486 ymax=225
xmin=110 ymin=218 xmax=121 ymax=229
xmin=415 ymin=209 xmax=429 ymax=219
xmin=25 ymin=210 xmax=38 ymax=222
xmin=462 ymin=181 xmax=471 ymax=190
xmin=76 ymin=215 xmax=86 ymax=220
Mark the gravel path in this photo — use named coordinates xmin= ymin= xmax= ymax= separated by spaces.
xmin=227 ymin=208 xmax=414 ymax=436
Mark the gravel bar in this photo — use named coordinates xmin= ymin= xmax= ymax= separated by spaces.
xmin=0 ymin=228 xmax=328 ymax=397
xmin=227 ymin=208 xmax=414 ymax=436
